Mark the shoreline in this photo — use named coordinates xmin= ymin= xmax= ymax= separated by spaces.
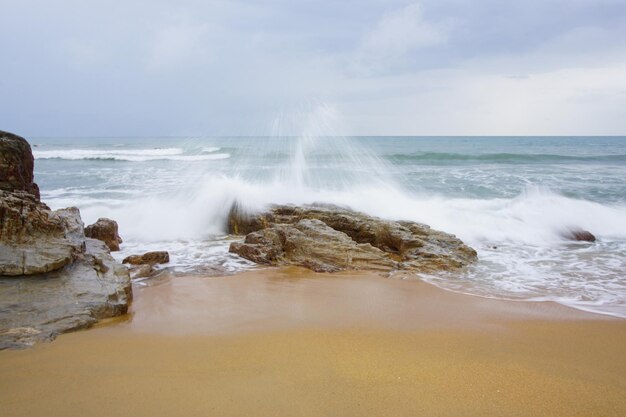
xmin=1 ymin=267 xmax=625 ymax=416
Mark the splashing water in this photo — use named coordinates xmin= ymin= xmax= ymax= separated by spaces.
xmin=32 ymin=108 xmax=626 ymax=317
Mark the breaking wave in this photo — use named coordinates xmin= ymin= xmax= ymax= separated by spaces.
xmin=33 ymin=147 xmax=230 ymax=162
xmin=33 ymin=106 xmax=626 ymax=318
xmin=387 ymin=152 xmax=626 ymax=164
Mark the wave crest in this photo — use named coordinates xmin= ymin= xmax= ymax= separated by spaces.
xmin=33 ymin=147 xmax=229 ymax=162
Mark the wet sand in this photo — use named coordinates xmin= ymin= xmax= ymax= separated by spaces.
xmin=1 ymin=267 xmax=625 ymax=416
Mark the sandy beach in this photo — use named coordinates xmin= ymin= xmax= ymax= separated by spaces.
xmin=4 ymin=0 xmax=626 ymax=415
xmin=1 ymin=267 xmax=625 ymax=416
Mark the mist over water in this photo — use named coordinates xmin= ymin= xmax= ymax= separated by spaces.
xmin=31 ymin=109 xmax=626 ymax=317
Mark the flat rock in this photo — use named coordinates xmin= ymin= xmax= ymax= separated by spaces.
xmin=228 ymin=204 xmax=477 ymax=273
xmin=123 ymin=251 xmax=170 ymax=265
xmin=0 ymin=239 xmax=131 ymax=349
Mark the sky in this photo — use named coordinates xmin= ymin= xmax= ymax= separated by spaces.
xmin=1 ymin=0 xmax=626 ymax=136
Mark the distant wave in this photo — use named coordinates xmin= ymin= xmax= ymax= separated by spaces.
xmin=201 ymin=147 xmax=221 ymax=153
xmin=387 ymin=152 xmax=626 ymax=164
xmin=33 ymin=147 xmax=229 ymax=162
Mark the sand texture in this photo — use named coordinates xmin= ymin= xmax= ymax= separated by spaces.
xmin=1 ymin=267 xmax=625 ymax=416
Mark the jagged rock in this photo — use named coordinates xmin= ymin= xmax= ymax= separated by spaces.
xmin=0 ymin=131 xmax=132 ymax=349
xmin=0 ymin=131 xmax=84 ymax=275
xmin=123 ymin=251 xmax=170 ymax=265
xmin=85 ymin=218 xmax=123 ymax=251
xmin=0 ymin=190 xmax=84 ymax=275
xmin=0 ymin=239 xmax=131 ymax=349
xmin=231 ymin=219 xmax=397 ymax=273
xmin=562 ymin=228 xmax=596 ymax=242
xmin=228 ymin=204 xmax=477 ymax=273
xmin=0 ymin=130 xmax=40 ymax=199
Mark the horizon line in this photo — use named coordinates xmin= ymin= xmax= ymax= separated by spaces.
xmin=23 ymin=134 xmax=626 ymax=139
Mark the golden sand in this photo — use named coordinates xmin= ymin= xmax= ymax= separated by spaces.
xmin=1 ymin=267 xmax=625 ymax=416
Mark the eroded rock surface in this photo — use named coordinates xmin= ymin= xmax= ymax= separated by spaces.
xmin=0 ymin=131 xmax=132 ymax=349
xmin=0 ymin=191 xmax=85 ymax=275
xmin=228 ymin=204 xmax=477 ymax=273
xmin=0 ymin=239 xmax=131 ymax=349
xmin=0 ymin=130 xmax=39 ymax=198
xmin=0 ymin=131 xmax=87 ymax=276
xmin=122 ymin=251 xmax=170 ymax=265
xmin=85 ymin=218 xmax=123 ymax=251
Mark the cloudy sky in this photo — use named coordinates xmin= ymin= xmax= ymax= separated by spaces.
xmin=2 ymin=0 xmax=626 ymax=136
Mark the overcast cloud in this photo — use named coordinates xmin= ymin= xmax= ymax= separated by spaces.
xmin=1 ymin=0 xmax=625 ymax=136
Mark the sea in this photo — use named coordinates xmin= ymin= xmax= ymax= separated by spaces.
xmin=31 ymin=135 xmax=626 ymax=318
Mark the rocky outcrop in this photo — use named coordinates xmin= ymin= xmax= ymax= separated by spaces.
xmin=228 ymin=204 xmax=477 ymax=273
xmin=122 ymin=251 xmax=170 ymax=265
xmin=85 ymin=218 xmax=123 ymax=251
xmin=0 ymin=239 xmax=131 ymax=349
xmin=0 ymin=131 xmax=87 ymax=276
xmin=231 ymin=218 xmax=397 ymax=273
xmin=0 ymin=131 xmax=132 ymax=349
xmin=0 ymin=190 xmax=84 ymax=275
xmin=0 ymin=130 xmax=39 ymax=199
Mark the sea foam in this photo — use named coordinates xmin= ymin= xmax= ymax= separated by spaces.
xmin=33 ymin=109 xmax=626 ymax=317
xmin=33 ymin=147 xmax=229 ymax=162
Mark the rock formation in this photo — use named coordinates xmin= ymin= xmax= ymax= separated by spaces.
xmin=0 ymin=130 xmax=39 ymax=198
xmin=228 ymin=204 xmax=477 ymax=273
xmin=0 ymin=239 xmax=132 ymax=349
xmin=122 ymin=251 xmax=170 ymax=265
xmin=0 ymin=131 xmax=131 ymax=349
xmin=122 ymin=251 xmax=170 ymax=280
xmin=85 ymin=218 xmax=123 ymax=251
xmin=0 ymin=191 xmax=85 ymax=275
xmin=0 ymin=130 xmax=87 ymax=276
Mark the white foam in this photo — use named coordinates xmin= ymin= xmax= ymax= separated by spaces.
xmin=34 ymin=107 xmax=626 ymax=317
xmin=44 ymin=169 xmax=626 ymax=318
xmin=201 ymin=147 xmax=221 ymax=153
xmin=33 ymin=148 xmax=230 ymax=162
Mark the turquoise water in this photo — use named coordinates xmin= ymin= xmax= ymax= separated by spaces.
xmin=32 ymin=136 xmax=626 ymax=317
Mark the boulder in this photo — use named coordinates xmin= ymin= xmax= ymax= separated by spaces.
xmin=562 ymin=228 xmax=596 ymax=242
xmin=85 ymin=218 xmax=123 ymax=251
xmin=228 ymin=204 xmax=477 ymax=273
xmin=0 ymin=239 xmax=131 ymax=349
xmin=123 ymin=251 xmax=170 ymax=265
xmin=0 ymin=130 xmax=39 ymax=199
